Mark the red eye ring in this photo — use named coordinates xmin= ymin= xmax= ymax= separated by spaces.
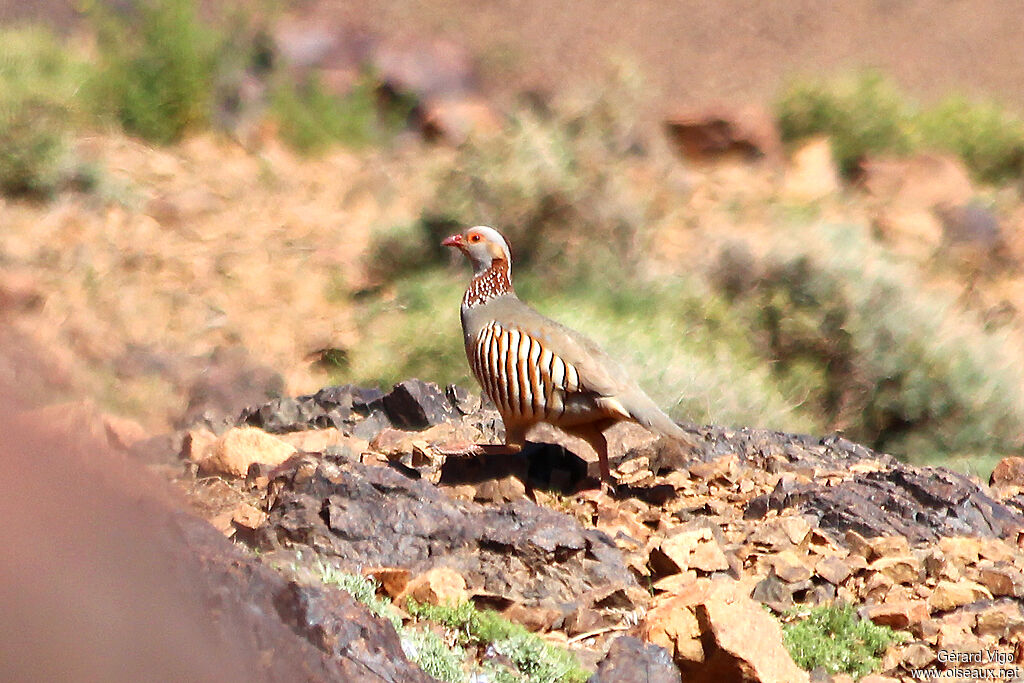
xmin=469 ymin=233 xmax=482 ymax=243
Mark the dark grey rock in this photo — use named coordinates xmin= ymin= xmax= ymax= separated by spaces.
xmin=241 ymin=396 xmax=332 ymax=433
xmin=752 ymin=568 xmax=794 ymax=613
xmin=589 ymin=636 xmax=681 ymax=683
xmin=937 ymin=201 xmax=1001 ymax=250
xmin=351 ymin=410 xmax=390 ymax=440
xmin=685 ymin=425 xmax=1023 ymax=546
xmin=382 ymin=379 xmax=455 ymax=430
xmin=257 ymin=455 xmax=643 ymax=610
xmin=272 ymin=581 xmax=427 ymax=682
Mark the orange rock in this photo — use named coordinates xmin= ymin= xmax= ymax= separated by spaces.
xmin=938 ymin=537 xmax=982 ymax=568
xmin=768 ymin=550 xmax=812 ymax=583
xmin=398 ymin=567 xmax=468 ymax=606
xmin=277 ymin=428 xmax=367 ymax=455
xmin=642 ymin=597 xmax=704 ymax=665
xmin=975 ymin=601 xmax=1024 ymax=639
xmin=198 ymin=427 xmax=296 ymax=477
xmin=501 ymin=602 xmax=563 ymax=633
xmin=641 ymin=577 xmax=806 ymax=681
xmin=652 ymin=572 xmax=699 ymax=594
xmin=815 ymin=556 xmax=853 ymax=586
xmin=651 ymin=528 xmax=729 ymax=575
xmin=693 ymin=595 xmax=810 ymax=683
xmin=182 ymin=428 xmax=218 ymax=463
xmin=979 ymin=538 xmax=1017 ymax=564
xmin=978 ymin=564 xmax=1024 ymax=597
xmin=868 ymin=555 xmax=922 ymax=585
xmin=864 ymin=570 xmax=895 ymax=602
xmin=866 ymin=600 xmax=929 ymax=630
xmin=845 ymin=529 xmax=873 ymax=558
xmin=362 ymin=567 xmax=411 ymax=599
xmin=929 ymin=580 xmax=992 ymax=612
xmin=230 ymin=503 xmax=267 ymax=530
xmin=990 ymin=456 xmax=1024 ymax=488
xmin=867 ymin=535 xmax=912 ymax=561
xmin=899 ymin=642 xmax=935 ymax=670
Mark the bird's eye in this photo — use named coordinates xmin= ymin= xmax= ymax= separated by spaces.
xmin=469 ymin=233 xmax=481 ymax=243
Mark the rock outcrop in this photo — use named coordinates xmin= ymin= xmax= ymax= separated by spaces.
xmin=165 ymin=380 xmax=1024 ymax=681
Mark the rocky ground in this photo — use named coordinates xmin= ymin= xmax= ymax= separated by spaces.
xmin=81 ymin=376 xmax=1020 ymax=682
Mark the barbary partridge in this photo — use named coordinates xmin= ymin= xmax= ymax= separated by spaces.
xmin=442 ymin=225 xmax=692 ymax=487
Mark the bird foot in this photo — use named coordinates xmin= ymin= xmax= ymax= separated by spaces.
xmin=601 ymin=479 xmax=622 ymax=499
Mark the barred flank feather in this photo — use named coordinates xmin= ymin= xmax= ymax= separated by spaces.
xmin=470 ymin=321 xmax=582 ymax=423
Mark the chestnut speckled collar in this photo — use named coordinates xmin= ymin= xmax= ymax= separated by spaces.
xmin=463 ymin=258 xmax=513 ymax=309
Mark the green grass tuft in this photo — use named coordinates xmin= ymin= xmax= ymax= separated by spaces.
xmin=782 ymin=604 xmax=907 ymax=679
xmin=309 ymin=563 xmax=589 ymax=682
xmin=313 ymin=561 xmax=403 ymax=630
xmin=400 ymin=627 xmax=467 ymax=682
xmin=407 ymin=600 xmax=591 ymax=683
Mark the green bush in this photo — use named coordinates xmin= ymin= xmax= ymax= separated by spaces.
xmin=0 ymin=27 xmax=94 ymax=197
xmin=775 ymin=71 xmax=913 ymax=176
xmin=713 ymin=224 xmax=1024 ymax=462
xmin=89 ymin=0 xmax=221 ymax=143
xmin=0 ymin=101 xmax=67 ymax=198
xmin=776 ymin=70 xmax=1024 ymax=182
xmin=783 ymin=604 xmax=906 ymax=679
xmin=270 ymin=72 xmax=402 ymax=154
xmin=916 ymin=96 xmax=1024 ymax=183
xmin=425 ymin=65 xmax=664 ymax=280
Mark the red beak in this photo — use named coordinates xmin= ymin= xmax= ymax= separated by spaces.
xmin=441 ymin=233 xmax=464 ymax=250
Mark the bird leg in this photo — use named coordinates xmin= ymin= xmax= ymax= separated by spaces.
xmin=569 ymin=420 xmax=617 ymax=493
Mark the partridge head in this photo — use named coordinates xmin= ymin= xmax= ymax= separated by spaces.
xmin=443 ymin=225 xmax=692 ymax=487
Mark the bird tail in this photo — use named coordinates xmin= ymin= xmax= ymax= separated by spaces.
xmin=626 ymin=394 xmax=694 ymax=444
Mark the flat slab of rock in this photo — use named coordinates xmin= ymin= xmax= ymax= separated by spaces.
xmin=258 ymin=455 xmax=645 ymax=614
xmin=718 ymin=428 xmax=1023 ymax=544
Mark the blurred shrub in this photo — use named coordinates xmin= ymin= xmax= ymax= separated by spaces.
xmin=713 ymin=224 xmax=1024 ymax=461
xmin=269 ymin=71 xmax=415 ymax=155
xmin=916 ymin=96 xmax=1024 ymax=183
xmin=0 ymin=27 xmax=94 ymax=197
xmin=89 ymin=0 xmax=221 ymax=143
xmin=0 ymin=103 xmax=66 ymax=198
xmin=776 ymin=70 xmax=1024 ymax=182
xmin=775 ymin=71 xmax=913 ymax=176
xmin=423 ymin=65 xmax=666 ymax=279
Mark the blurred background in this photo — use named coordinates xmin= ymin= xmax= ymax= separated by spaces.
xmin=2 ymin=0 xmax=1024 ymax=478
